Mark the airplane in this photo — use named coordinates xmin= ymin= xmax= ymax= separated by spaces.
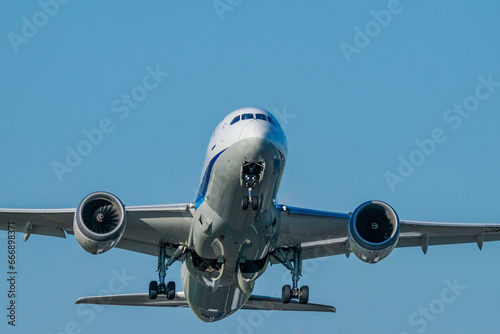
xmin=1 ymin=106 xmax=500 ymax=323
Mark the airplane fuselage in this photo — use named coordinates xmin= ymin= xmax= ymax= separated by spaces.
xmin=182 ymin=108 xmax=288 ymax=321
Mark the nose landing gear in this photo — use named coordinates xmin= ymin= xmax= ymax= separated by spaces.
xmin=241 ymin=193 xmax=259 ymax=211
xmin=241 ymin=162 xmax=264 ymax=211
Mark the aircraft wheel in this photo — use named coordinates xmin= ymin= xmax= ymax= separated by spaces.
xmin=252 ymin=196 xmax=259 ymax=211
xmin=299 ymin=286 xmax=309 ymax=304
xmin=282 ymin=285 xmax=291 ymax=304
xmin=241 ymin=196 xmax=249 ymax=210
xmin=149 ymin=281 xmax=158 ymax=300
xmin=166 ymin=281 xmax=176 ymax=300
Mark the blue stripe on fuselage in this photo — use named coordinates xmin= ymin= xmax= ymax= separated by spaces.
xmin=195 ymin=149 xmax=227 ymax=209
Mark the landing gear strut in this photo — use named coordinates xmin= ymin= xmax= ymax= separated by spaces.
xmin=149 ymin=243 xmax=183 ymax=300
xmin=271 ymin=247 xmax=309 ymax=304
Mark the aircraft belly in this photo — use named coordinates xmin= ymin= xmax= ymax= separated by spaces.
xmin=182 ymin=263 xmax=250 ymax=322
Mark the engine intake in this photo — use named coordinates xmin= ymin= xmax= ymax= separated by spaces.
xmin=74 ymin=192 xmax=127 ymax=255
xmin=348 ymin=201 xmax=399 ymax=263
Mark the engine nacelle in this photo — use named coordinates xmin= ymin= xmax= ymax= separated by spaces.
xmin=348 ymin=201 xmax=400 ymax=263
xmin=73 ymin=192 xmax=127 ymax=255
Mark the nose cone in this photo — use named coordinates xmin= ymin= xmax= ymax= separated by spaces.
xmin=239 ymin=119 xmax=273 ymax=141
xmin=237 ymin=115 xmax=288 ymax=157
xmin=211 ymin=107 xmax=288 ymax=159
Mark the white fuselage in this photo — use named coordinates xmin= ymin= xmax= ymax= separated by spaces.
xmin=181 ymin=107 xmax=288 ymax=322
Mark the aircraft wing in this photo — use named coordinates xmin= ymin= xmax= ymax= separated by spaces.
xmin=275 ymin=206 xmax=351 ymax=261
xmin=76 ymin=292 xmax=336 ymax=313
xmin=0 ymin=203 xmax=194 ymax=256
xmin=276 ymin=205 xmax=500 ymax=261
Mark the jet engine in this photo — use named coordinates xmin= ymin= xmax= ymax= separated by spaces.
xmin=73 ymin=192 xmax=127 ymax=255
xmin=348 ymin=201 xmax=400 ymax=263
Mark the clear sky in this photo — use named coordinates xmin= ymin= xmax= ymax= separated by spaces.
xmin=1 ymin=1 xmax=500 ymax=333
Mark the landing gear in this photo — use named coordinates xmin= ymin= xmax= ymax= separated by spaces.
xmin=282 ymin=284 xmax=291 ymax=303
xmin=300 ymin=285 xmax=309 ymax=304
xmin=149 ymin=281 xmax=158 ymax=299
xmin=271 ymin=247 xmax=309 ymax=304
xmin=149 ymin=243 xmax=183 ymax=300
xmin=241 ymin=196 xmax=249 ymax=210
xmin=241 ymin=193 xmax=259 ymax=211
xmin=252 ymin=196 xmax=259 ymax=211
xmin=166 ymin=281 xmax=176 ymax=300
xmin=241 ymin=162 xmax=264 ymax=211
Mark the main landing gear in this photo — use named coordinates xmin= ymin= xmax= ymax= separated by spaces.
xmin=149 ymin=243 xmax=183 ymax=300
xmin=271 ymin=247 xmax=309 ymax=304
xmin=241 ymin=162 xmax=263 ymax=211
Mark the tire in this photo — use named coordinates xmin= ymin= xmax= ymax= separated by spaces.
xmin=149 ymin=281 xmax=158 ymax=300
xmin=252 ymin=196 xmax=259 ymax=211
xmin=300 ymin=286 xmax=309 ymax=304
xmin=241 ymin=196 xmax=249 ymax=210
xmin=282 ymin=285 xmax=291 ymax=304
xmin=166 ymin=281 xmax=176 ymax=300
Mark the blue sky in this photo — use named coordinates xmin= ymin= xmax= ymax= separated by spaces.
xmin=1 ymin=1 xmax=500 ymax=333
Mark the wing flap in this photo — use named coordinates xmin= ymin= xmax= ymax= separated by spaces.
xmin=398 ymin=220 xmax=500 ymax=249
xmin=121 ymin=204 xmax=194 ymax=251
xmin=0 ymin=209 xmax=74 ymax=239
xmin=115 ymin=203 xmax=194 ymax=256
xmin=276 ymin=205 xmax=350 ymax=261
xmin=30 ymin=225 xmax=66 ymax=238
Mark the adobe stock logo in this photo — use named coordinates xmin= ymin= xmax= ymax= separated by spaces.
xmin=399 ymin=278 xmax=467 ymax=334
xmin=51 ymin=64 xmax=169 ymax=182
xmin=7 ymin=0 xmax=71 ymax=54
xmin=384 ymin=74 xmax=500 ymax=192
xmin=339 ymin=0 xmax=403 ymax=64
xmin=48 ymin=267 xmax=136 ymax=334
xmin=213 ymin=0 xmax=243 ymax=22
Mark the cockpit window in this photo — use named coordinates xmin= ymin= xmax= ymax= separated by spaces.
xmin=230 ymin=115 xmax=240 ymax=125
xmin=233 ymin=113 xmax=275 ymax=124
